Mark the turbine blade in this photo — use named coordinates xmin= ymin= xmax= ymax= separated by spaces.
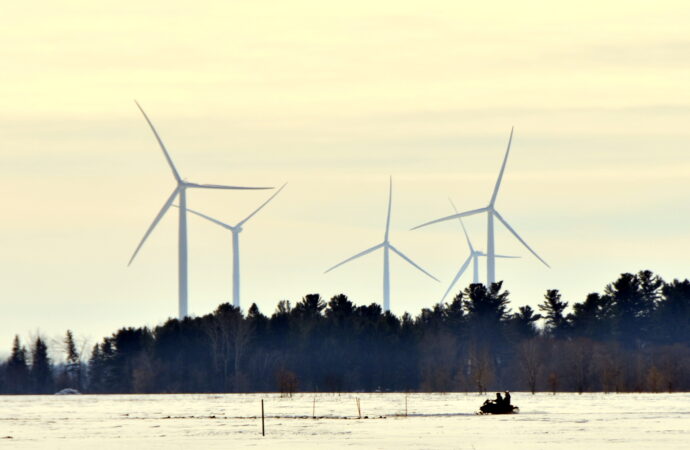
xmin=459 ymin=219 xmax=474 ymax=252
xmin=493 ymin=209 xmax=550 ymax=268
xmin=449 ymin=198 xmax=474 ymax=253
xmin=324 ymin=243 xmax=385 ymax=274
xmin=384 ymin=177 xmax=392 ymax=241
xmin=174 ymin=205 xmax=233 ymax=230
xmin=489 ymin=127 xmax=514 ymax=207
xmin=128 ymin=187 xmax=179 ymax=266
xmin=135 ymin=101 xmax=182 ymax=183
xmin=185 ymin=182 xmax=273 ymax=190
xmin=237 ymin=183 xmax=287 ymax=227
xmin=440 ymin=254 xmax=473 ymax=302
xmin=388 ymin=244 xmax=439 ymax=281
xmin=411 ymin=206 xmax=489 ymax=231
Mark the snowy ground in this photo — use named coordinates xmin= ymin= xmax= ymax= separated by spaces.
xmin=1 ymin=392 xmax=689 ymax=449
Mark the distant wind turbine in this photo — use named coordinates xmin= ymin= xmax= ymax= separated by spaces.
xmin=176 ymin=183 xmax=287 ymax=309
xmin=439 ymin=199 xmax=520 ymax=303
xmin=413 ymin=128 xmax=549 ymax=286
xmin=128 ymin=101 xmax=272 ymax=320
xmin=325 ymin=177 xmax=438 ymax=312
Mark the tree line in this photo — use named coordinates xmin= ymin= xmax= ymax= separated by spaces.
xmin=1 ymin=270 xmax=688 ymax=394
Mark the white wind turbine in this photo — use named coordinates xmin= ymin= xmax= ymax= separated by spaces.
xmin=413 ymin=128 xmax=549 ymax=286
xmin=439 ymin=199 xmax=520 ymax=302
xmin=128 ymin=101 xmax=272 ymax=320
xmin=176 ymin=183 xmax=287 ymax=309
xmin=325 ymin=177 xmax=438 ymax=312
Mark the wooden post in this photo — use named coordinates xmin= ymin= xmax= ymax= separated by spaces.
xmin=312 ymin=396 xmax=316 ymax=419
xmin=405 ymin=394 xmax=408 ymax=417
xmin=356 ymin=397 xmax=361 ymax=419
xmin=261 ymin=399 xmax=265 ymax=436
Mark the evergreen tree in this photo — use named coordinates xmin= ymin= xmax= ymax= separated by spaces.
xmin=510 ymin=305 xmax=542 ymax=339
xmin=111 ymin=327 xmax=155 ymax=393
xmin=293 ymin=293 xmax=326 ymax=319
xmin=87 ymin=344 xmax=105 ymax=393
xmin=539 ymin=289 xmax=569 ymax=338
xmin=638 ymin=270 xmax=663 ymax=311
xmin=30 ymin=336 xmax=54 ymax=394
xmin=569 ymin=293 xmax=612 ymax=340
xmin=463 ymin=282 xmax=511 ymax=326
xmin=605 ymin=272 xmax=660 ymax=346
xmin=5 ymin=336 xmax=30 ymax=394
xmin=325 ymin=294 xmax=355 ymax=322
xmin=654 ymin=279 xmax=690 ymax=344
xmin=64 ymin=330 xmax=82 ymax=390
xmin=0 ymin=361 xmax=6 ymax=393
xmin=463 ymin=282 xmax=511 ymax=378
xmin=446 ymin=293 xmax=466 ymax=328
xmin=246 ymin=303 xmax=269 ymax=348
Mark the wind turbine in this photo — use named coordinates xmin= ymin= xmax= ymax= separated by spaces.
xmin=439 ymin=199 xmax=520 ymax=302
xmin=413 ymin=128 xmax=549 ymax=286
xmin=325 ymin=177 xmax=438 ymax=312
xmin=128 ymin=101 xmax=272 ymax=320
xmin=175 ymin=183 xmax=287 ymax=309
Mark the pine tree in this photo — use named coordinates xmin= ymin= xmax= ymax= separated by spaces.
xmin=6 ymin=336 xmax=30 ymax=394
xmin=539 ymin=289 xmax=569 ymax=338
xmin=510 ymin=305 xmax=542 ymax=338
xmin=30 ymin=337 xmax=54 ymax=394
xmin=654 ymin=279 xmax=690 ymax=344
xmin=569 ymin=293 xmax=612 ymax=340
xmin=64 ymin=330 xmax=81 ymax=389
xmin=463 ymin=282 xmax=511 ymax=369
xmin=605 ymin=272 xmax=660 ymax=346
xmin=463 ymin=282 xmax=511 ymax=325
xmin=87 ymin=344 xmax=104 ymax=393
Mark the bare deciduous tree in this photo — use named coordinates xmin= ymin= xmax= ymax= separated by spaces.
xmin=517 ymin=338 xmax=543 ymax=394
xmin=468 ymin=344 xmax=495 ymax=394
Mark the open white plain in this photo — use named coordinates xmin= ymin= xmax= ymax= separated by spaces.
xmin=1 ymin=392 xmax=688 ymax=449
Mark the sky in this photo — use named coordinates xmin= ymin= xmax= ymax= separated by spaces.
xmin=2 ymin=1 xmax=690 ymax=357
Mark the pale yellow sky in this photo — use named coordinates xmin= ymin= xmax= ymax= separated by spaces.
xmin=2 ymin=1 xmax=690 ymax=351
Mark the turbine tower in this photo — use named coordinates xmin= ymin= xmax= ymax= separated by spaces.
xmin=177 ymin=183 xmax=287 ymax=309
xmin=129 ymin=101 xmax=272 ymax=320
xmin=325 ymin=177 xmax=438 ymax=312
xmin=413 ymin=128 xmax=549 ymax=286
xmin=439 ymin=199 xmax=519 ymax=302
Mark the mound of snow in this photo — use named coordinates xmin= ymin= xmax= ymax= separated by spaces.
xmin=55 ymin=388 xmax=81 ymax=395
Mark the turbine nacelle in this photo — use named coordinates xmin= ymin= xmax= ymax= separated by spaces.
xmin=472 ymin=250 xmax=518 ymax=259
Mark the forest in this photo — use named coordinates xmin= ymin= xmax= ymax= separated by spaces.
xmin=1 ymin=270 xmax=689 ymax=395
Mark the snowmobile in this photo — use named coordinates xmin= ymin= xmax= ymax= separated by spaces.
xmin=478 ymin=399 xmax=519 ymax=415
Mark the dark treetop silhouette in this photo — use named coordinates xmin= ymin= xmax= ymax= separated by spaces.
xmin=1 ymin=270 xmax=689 ymax=394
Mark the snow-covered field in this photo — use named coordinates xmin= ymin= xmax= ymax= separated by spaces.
xmin=1 ymin=392 xmax=688 ymax=449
